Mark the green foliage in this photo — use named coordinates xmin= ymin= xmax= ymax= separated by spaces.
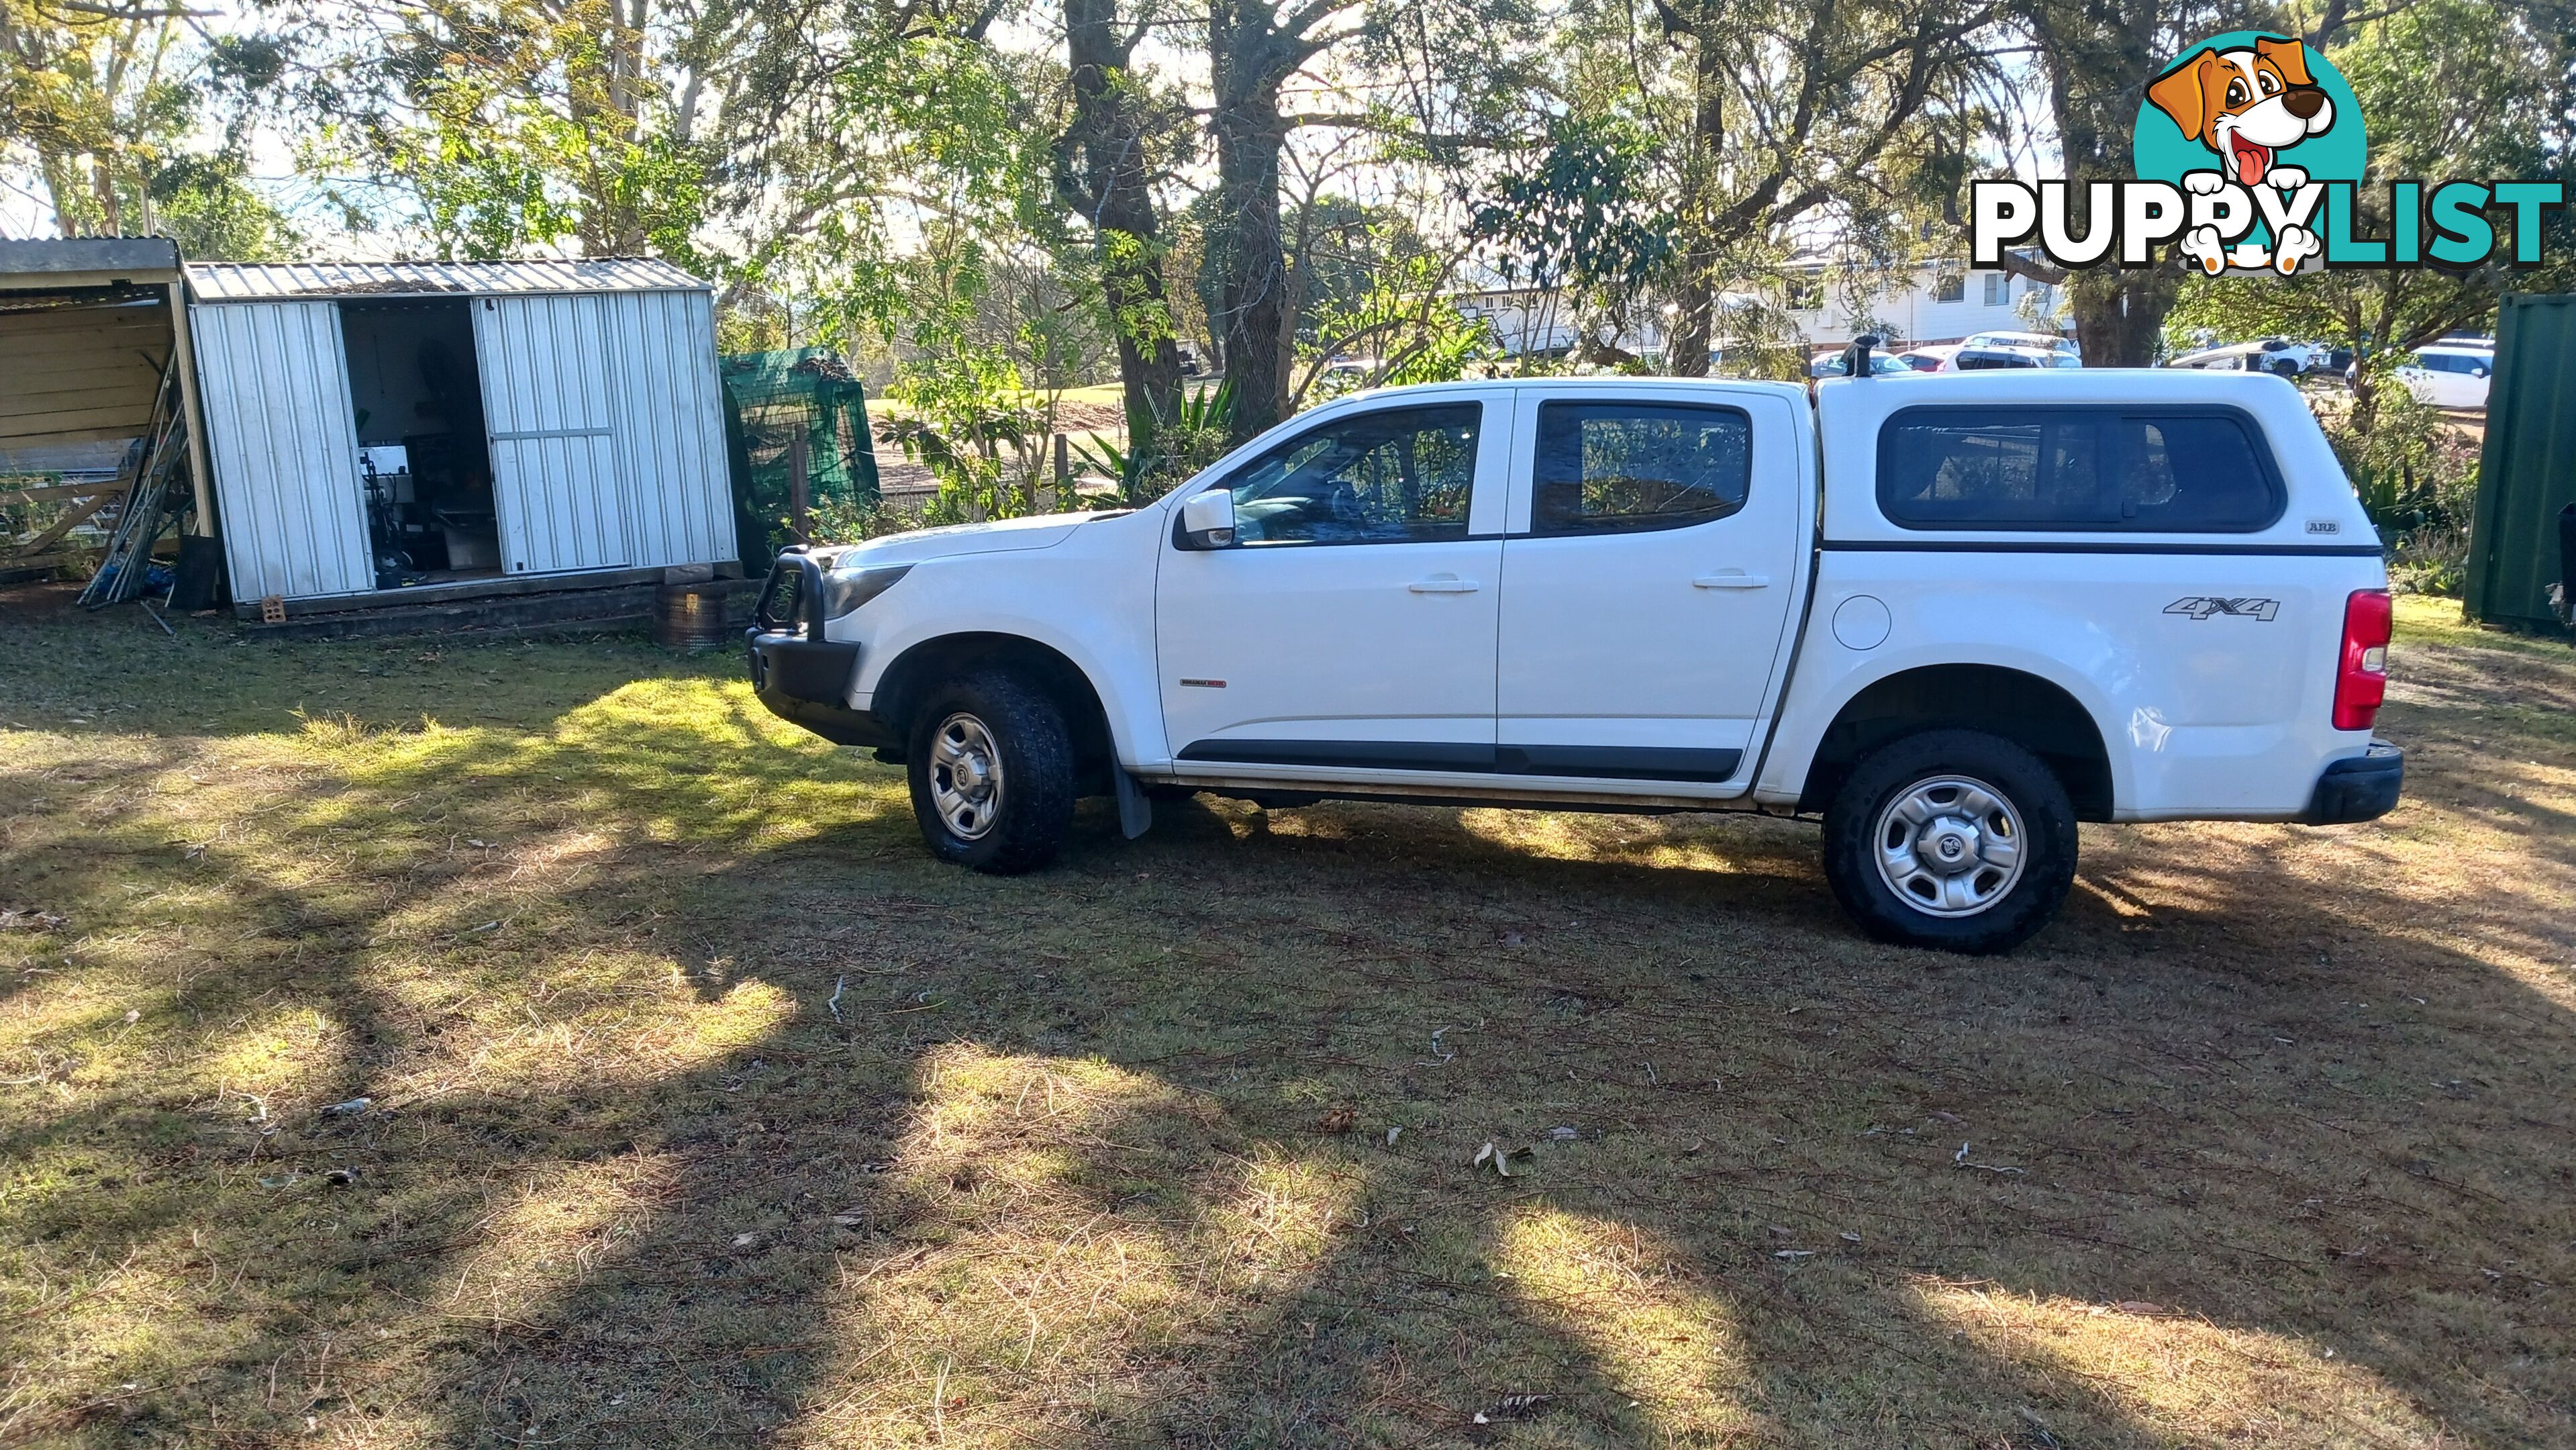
xmin=2333 ymin=386 xmax=2481 ymax=531
xmin=2325 ymin=385 xmax=2483 ymax=598
xmin=1469 ymin=112 xmax=1674 ymax=295
xmin=2164 ymin=0 xmax=2575 ymax=369
xmin=804 ymin=493 xmax=911 ymax=544
xmin=147 ymin=153 xmax=299 ymax=260
xmin=0 ymin=0 xmax=289 ymax=246
xmin=1073 ymin=379 xmax=1236 ymax=504
xmin=1299 ymin=253 xmax=1497 ymax=403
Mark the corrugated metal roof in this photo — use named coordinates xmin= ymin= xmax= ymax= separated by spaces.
xmin=185 ymin=257 xmax=709 ymax=302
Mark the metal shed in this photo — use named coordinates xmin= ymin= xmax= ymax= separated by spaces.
xmin=185 ymin=258 xmax=737 ymax=608
xmin=2466 ymin=293 xmax=2576 ymax=632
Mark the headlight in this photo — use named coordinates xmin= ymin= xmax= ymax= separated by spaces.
xmin=820 ymin=563 xmax=912 ymax=620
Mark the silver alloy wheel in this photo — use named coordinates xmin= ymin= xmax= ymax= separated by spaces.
xmin=1873 ymin=773 xmax=2028 ymax=918
xmin=928 ymin=712 xmax=1005 ymax=841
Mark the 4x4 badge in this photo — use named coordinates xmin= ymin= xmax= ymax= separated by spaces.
xmin=2166 ymin=595 xmax=2281 ymax=621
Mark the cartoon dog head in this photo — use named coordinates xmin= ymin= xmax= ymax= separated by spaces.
xmin=2146 ymin=36 xmax=2334 ymax=187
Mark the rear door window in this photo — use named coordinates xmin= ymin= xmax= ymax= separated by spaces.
xmin=1531 ymin=401 xmax=1750 ymax=535
xmin=1877 ymin=408 xmax=2281 ymax=531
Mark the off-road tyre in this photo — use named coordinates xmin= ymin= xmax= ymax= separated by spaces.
xmin=905 ymin=670 xmax=1075 ymax=875
xmin=1821 ymin=728 xmax=2078 ymax=955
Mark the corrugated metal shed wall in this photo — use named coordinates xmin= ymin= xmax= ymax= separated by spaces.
xmin=191 ymin=301 xmax=374 ymax=599
xmin=2467 ymin=294 xmax=2576 ymax=630
xmin=0 ymin=299 xmax=171 ymax=450
xmin=602 ymin=287 xmax=734 ymax=567
xmin=186 ymin=261 xmax=734 ymax=598
xmin=475 ymin=293 xmax=632 ymax=574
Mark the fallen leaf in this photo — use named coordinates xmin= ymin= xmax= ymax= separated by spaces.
xmin=1317 ymin=1104 xmax=1356 ymax=1134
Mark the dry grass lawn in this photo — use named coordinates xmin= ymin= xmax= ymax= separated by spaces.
xmin=1 ymin=587 xmax=2571 ymax=1448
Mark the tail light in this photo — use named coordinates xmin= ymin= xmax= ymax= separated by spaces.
xmin=2332 ymin=589 xmax=2391 ymax=731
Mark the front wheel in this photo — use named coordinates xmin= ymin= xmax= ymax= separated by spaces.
xmin=905 ymin=671 xmax=1075 ymax=874
xmin=1821 ymin=729 xmax=2077 ymax=955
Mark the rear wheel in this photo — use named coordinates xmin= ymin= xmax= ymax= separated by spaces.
xmin=1821 ymin=729 xmax=2077 ymax=955
xmin=905 ymin=671 xmax=1074 ymax=874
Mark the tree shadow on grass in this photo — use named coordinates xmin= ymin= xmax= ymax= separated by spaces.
xmin=3 ymin=654 xmax=2572 ymax=1447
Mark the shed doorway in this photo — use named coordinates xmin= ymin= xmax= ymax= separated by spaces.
xmin=337 ymin=298 xmax=500 ymax=586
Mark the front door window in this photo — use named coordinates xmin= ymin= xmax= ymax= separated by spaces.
xmin=1220 ymin=405 xmax=1479 ymax=546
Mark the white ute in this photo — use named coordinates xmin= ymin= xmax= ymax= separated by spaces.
xmin=748 ymin=352 xmax=2403 ymax=953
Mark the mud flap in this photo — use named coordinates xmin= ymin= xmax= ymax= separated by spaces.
xmin=1113 ymin=769 xmax=1153 ymax=840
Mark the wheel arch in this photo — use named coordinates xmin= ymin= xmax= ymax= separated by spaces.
xmin=874 ymin=632 xmax=1118 ymax=793
xmin=1793 ymin=663 xmax=2116 ymax=821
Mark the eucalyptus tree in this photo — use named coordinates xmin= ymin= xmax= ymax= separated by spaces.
xmin=0 ymin=0 xmax=289 ymax=249
xmin=1996 ymin=0 xmax=2277 ymax=365
xmin=1198 ymin=0 xmax=1543 ymax=439
xmin=1054 ymin=0 xmax=1191 ymax=456
xmin=1474 ymin=0 xmax=1995 ymax=377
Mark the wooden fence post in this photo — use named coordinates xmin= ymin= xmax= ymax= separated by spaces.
xmin=789 ymin=431 xmax=811 ymax=543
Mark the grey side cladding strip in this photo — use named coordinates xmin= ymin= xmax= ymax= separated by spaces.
xmin=1177 ymin=739 xmax=1743 ymax=782
xmin=1497 ymin=744 xmax=1742 ymax=781
xmin=1179 ymin=740 xmax=1499 ymax=771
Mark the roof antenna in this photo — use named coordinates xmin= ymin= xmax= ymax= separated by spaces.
xmin=1842 ymin=333 xmax=1881 ymax=379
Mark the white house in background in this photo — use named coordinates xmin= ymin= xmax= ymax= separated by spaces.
xmin=1448 ymin=255 xmax=2068 ymax=364
xmin=1447 ymin=282 xmax=1671 ymax=361
xmin=1781 ymin=254 xmax=2068 ymax=352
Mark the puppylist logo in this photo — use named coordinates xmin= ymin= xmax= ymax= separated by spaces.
xmin=1972 ymin=32 xmax=2564 ymax=276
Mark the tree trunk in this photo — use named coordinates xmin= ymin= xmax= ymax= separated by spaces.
xmin=1207 ymin=0 xmax=1295 ymax=442
xmin=1060 ymin=0 xmax=1183 ymax=450
xmin=1662 ymin=14 xmax=1726 ymax=377
xmin=2026 ymin=0 xmax=2177 ymax=366
xmin=2064 ymin=269 xmax=2173 ymax=368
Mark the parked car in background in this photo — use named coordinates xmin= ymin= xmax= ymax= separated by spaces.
xmin=1811 ymin=351 xmax=1918 ymax=377
xmin=1891 ymin=344 xmax=1959 ymax=373
xmin=1960 ymin=330 xmax=2082 ymax=366
xmin=1949 ymin=344 xmax=2052 ymax=371
xmin=2167 ymin=338 xmax=2330 ymax=377
xmin=2392 ymin=344 xmax=2494 ymax=409
xmin=748 ymin=369 xmax=2400 ymax=955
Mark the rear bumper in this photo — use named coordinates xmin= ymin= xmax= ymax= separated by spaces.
xmin=746 ymin=628 xmax=901 ymax=751
xmin=2303 ymin=741 xmax=2404 ymax=824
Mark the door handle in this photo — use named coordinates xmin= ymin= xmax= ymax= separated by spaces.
xmin=1693 ymin=572 xmax=1770 ymax=589
xmin=1407 ymin=577 xmax=1479 ymax=593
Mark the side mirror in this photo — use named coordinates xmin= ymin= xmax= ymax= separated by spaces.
xmin=2473 ymin=365 xmax=2491 ymax=378
xmin=1176 ymin=489 xmax=1236 ymax=550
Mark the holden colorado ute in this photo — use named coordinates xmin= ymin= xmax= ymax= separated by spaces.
xmin=746 ymin=360 xmax=2401 ymax=953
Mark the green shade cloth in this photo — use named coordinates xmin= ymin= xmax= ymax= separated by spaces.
xmin=2467 ymin=295 xmax=2576 ymax=633
xmin=722 ymin=348 xmax=879 ymax=570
